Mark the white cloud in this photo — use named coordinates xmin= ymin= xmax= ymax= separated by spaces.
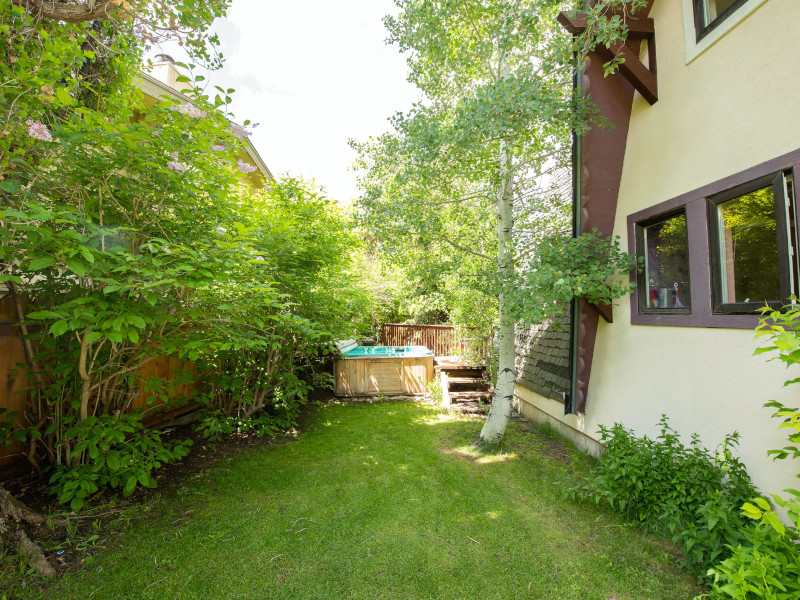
xmin=199 ymin=0 xmax=419 ymax=202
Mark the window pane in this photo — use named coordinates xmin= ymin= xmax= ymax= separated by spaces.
xmin=717 ymin=186 xmax=780 ymax=303
xmin=643 ymin=213 xmax=691 ymax=309
xmin=698 ymin=0 xmax=744 ymax=29
xmin=706 ymin=0 xmax=738 ymax=22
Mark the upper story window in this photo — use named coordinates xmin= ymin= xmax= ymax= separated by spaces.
xmin=693 ymin=0 xmax=748 ymax=41
xmin=683 ymin=0 xmax=768 ymax=64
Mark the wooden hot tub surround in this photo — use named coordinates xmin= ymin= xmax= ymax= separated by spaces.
xmin=333 ymin=342 xmax=434 ymax=397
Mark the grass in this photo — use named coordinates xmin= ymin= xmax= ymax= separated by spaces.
xmin=11 ymin=401 xmax=703 ymax=599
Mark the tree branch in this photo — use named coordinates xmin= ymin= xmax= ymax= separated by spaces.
xmin=11 ymin=0 xmax=121 ymax=23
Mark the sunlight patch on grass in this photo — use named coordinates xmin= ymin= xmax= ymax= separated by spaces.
xmin=16 ymin=401 xmax=705 ymax=600
xmin=438 ymin=445 xmax=518 ymax=464
xmin=413 ymin=411 xmax=463 ymax=425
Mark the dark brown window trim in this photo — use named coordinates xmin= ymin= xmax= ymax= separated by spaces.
xmin=627 ymin=147 xmax=800 ymax=329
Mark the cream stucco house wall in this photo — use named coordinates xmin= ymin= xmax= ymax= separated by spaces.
xmin=514 ymin=0 xmax=800 ymax=496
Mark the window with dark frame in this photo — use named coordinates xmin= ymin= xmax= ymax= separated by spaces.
xmin=708 ymin=172 xmax=798 ymax=314
xmin=629 ymin=152 xmax=800 ymax=328
xmin=636 ymin=211 xmax=692 ymax=313
xmin=693 ymin=0 xmax=748 ymax=41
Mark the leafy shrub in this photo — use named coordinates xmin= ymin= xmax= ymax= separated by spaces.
xmin=700 ymin=405 xmax=800 ymax=599
xmin=48 ymin=414 xmax=191 ymax=511
xmin=698 ymin=304 xmax=800 ymax=599
xmin=566 ymin=416 xmax=757 ymax=575
xmin=424 ymin=376 xmax=444 ymax=406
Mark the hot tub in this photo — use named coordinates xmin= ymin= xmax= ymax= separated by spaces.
xmin=334 ymin=341 xmax=434 ymax=397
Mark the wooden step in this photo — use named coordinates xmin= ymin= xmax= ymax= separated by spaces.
xmin=448 ymin=391 xmax=493 ymax=402
xmin=435 ymin=367 xmax=485 ymax=378
xmin=445 ymin=377 xmax=486 ymax=385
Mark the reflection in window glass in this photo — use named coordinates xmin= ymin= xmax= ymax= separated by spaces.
xmin=697 ymin=0 xmax=741 ymax=28
xmin=717 ymin=186 xmax=780 ymax=303
xmin=643 ymin=213 xmax=691 ymax=309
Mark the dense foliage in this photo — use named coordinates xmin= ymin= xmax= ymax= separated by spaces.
xmin=0 ymin=2 xmax=368 ymax=507
xmin=353 ymin=0 xmax=643 ymax=443
xmin=568 ymin=307 xmax=800 ymax=595
xmin=565 ymin=417 xmax=757 ymax=578
xmin=697 ymin=307 xmax=800 ymax=599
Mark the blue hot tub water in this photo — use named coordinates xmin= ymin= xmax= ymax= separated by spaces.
xmin=341 ymin=345 xmax=434 ymax=359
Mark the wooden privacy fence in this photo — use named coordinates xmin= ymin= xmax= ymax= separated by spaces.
xmin=380 ymin=323 xmax=458 ymax=357
xmin=0 ymin=294 xmax=199 ymax=475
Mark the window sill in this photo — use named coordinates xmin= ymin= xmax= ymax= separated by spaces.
xmin=631 ymin=310 xmax=761 ymax=329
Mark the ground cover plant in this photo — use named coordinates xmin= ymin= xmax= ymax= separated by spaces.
xmin=6 ymin=401 xmax=703 ymax=599
xmin=564 ymin=307 xmax=800 ymax=599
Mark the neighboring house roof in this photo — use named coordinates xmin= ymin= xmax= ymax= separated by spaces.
xmin=135 ymin=62 xmax=276 ymax=186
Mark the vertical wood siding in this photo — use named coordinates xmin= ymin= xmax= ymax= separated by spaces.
xmin=334 ymin=357 xmax=434 ymax=397
xmin=0 ymin=294 xmax=200 ymax=474
xmin=0 ymin=295 xmax=30 ymax=471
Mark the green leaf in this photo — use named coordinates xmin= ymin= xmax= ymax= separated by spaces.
xmin=0 ymin=180 xmax=20 ymax=193
xmin=66 ymin=259 xmax=87 ymax=277
xmin=55 ymin=87 xmax=74 ymax=106
xmin=85 ymin=332 xmax=103 ymax=345
xmin=123 ymin=475 xmax=137 ymax=496
xmin=106 ymin=454 xmax=120 ymax=471
xmin=29 ymin=257 xmax=55 ymax=270
xmin=27 ymin=309 xmax=62 ymax=320
xmin=49 ymin=320 xmax=69 ymax=337
xmin=762 ymin=511 xmax=786 ymax=536
xmin=741 ymin=502 xmax=762 ymax=520
xmin=81 ymin=247 xmax=95 ymax=264
xmin=70 ymin=496 xmax=84 ymax=512
xmin=128 ymin=315 xmax=146 ymax=329
xmin=753 ymin=497 xmax=771 ymax=511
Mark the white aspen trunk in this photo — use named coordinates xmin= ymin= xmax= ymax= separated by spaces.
xmin=478 ymin=141 xmax=515 ymax=446
xmin=478 ymin=50 xmax=516 ymax=445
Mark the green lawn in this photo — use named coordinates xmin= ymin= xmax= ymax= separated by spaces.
xmin=15 ymin=401 xmax=702 ymax=599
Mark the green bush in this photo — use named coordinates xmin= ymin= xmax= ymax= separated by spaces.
xmin=566 ymin=416 xmax=757 ymax=575
xmin=697 ymin=303 xmax=800 ymax=599
xmin=48 ymin=413 xmax=192 ymax=511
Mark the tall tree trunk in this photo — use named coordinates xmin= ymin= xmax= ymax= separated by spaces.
xmin=478 ymin=136 xmax=515 ymax=446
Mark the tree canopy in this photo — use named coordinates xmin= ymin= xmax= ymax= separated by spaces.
xmin=354 ymin=0 xmax=640 ymax=445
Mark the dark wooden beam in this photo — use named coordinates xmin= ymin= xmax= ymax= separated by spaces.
xmin=595 ymin=42 xmax=658 ymax=105
xmin=558 ymin=9 xmax=659 ymax=105
xmin=590 ymin=302 xmax=614 ymax=324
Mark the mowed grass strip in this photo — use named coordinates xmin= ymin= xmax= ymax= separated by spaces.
xmin=20 ymin=401 xmax=702 ymax=599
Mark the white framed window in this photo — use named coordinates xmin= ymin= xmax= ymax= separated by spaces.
xmin=682 ymin=0 xmax=768 ymax=63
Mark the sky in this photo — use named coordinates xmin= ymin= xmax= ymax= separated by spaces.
xmin=163 ymin=0 xmax=420 ymax=203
